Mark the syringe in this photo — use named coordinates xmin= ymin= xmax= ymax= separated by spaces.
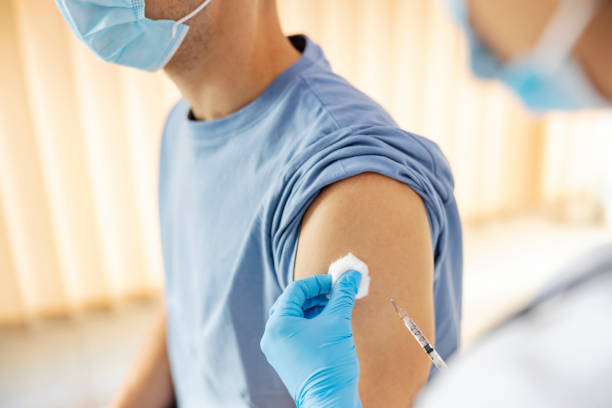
xmin=388 ymin=298 xmax=448 ymax=371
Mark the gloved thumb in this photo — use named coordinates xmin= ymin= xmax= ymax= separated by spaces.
xmin=326 ymin=270 xmax=361 ymax=319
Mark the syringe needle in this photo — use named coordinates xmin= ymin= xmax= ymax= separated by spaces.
xmin=388 ymin=298 xmax=407 ymax=319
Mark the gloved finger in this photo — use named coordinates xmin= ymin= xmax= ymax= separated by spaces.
xmin=273 ymin=274 xmax=332 ymax=317
xmin=301 ymin=294 xmax=329 ymax=311
xmin=268 ymin=292 xmax=284 ymax=316
xmin=270 ymin=293 xmax=327 ymax=317
xmin=325 ymin=270 xmax=361 ymax=319
xmin=303 ymin=305 xmax=325 ymax=319
xmin=268 ymin=281 xmax=325 ymax=317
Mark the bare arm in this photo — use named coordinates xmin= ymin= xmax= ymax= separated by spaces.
xmin=294 ymin=173 xmax=435 ymax=406
xmin=467 ymin=0 xmax=557 ymax=61
xmin=110 ymin=305 xmax=175 ymax=408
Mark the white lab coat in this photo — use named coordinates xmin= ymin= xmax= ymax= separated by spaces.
xmin=417 ymin=244 xmax=612 ymax=408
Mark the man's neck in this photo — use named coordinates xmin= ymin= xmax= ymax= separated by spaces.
xmin=164 ymin=13 xmax=300 ymax=122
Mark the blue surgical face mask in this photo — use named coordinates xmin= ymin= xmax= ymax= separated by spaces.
xmin=55 ymin=0 xmax=213 ymax=72
xmin=445 ymin=0 xmax=610 ymax=111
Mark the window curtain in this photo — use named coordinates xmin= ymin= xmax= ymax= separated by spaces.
xmin=1 ymin=0 xmax=611 ymax=325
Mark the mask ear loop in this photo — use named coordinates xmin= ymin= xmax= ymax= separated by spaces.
xmin=524 ymin=0 xmax=604 ymax=74
xmin=172 ymin=0 xmax=214 ymax=38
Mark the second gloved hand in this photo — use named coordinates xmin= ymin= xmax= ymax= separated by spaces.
xmin=260 ymin=271 xmax=362 ymax=408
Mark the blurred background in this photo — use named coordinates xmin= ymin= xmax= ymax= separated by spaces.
xmin=1 ymin=0 xmax=611 ymax=406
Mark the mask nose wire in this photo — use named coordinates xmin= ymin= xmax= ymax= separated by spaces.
xmin=172 ymin=0 xmax=214 ymax=38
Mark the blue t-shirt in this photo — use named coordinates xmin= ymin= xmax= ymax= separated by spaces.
xmin=159 ymin=35 xmax=462 ymax=407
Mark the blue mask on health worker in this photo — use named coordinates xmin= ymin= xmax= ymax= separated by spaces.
xmin=54 ymin=0 xmax=213 ymax=72
xmin=447 ymin=0 xmax=611 ymax=111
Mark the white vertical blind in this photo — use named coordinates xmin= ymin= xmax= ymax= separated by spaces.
xmin=0 ymin=0 xmax=610 ymax=325
xmin=0 ymin=0 xmax=67 ymax=321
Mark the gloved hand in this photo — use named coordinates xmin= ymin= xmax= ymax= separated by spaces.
xmin=260 ymin=271 xmax=362 ymax=408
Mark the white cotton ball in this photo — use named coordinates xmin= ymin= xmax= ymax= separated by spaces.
xmin=327 ymin=252 xmax=370 ymax=299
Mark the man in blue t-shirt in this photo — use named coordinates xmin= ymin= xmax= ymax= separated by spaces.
xmin=260 ymin=2 xmax=612 ymax=408
xmin=55 ymin=1 xmax=462 ymax=407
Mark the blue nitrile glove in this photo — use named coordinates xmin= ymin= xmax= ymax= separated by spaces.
xmin=260 ymin=271 xmax=362 ymax=408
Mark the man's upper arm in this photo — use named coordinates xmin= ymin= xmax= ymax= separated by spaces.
xmin=294 ymin=172 xmax=435 ymax=406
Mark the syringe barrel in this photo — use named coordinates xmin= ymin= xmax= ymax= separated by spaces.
xmin=402 ymin=316 xmax=431 ymax=349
